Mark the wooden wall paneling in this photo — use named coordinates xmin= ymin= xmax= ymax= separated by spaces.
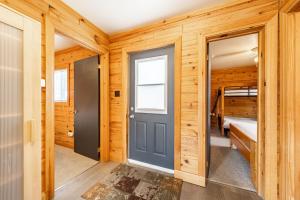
xmin=279 ymin=8 xmax=300 ymax=200
xmin=280 ymin=0 xmax=300 ymax=11
xmin=109 ymin=0 xmax=278 ymax=192
xmin=100 ymin=52 xmax=110 ymax=162
xmin=224 ymin=96 xmax=257 ymax=118
xmin=54 ymin=63 xmax=74 ymax=149
xmin=257 ymin=29 xmax=266 ymax=195
xmin=44 ymin=14 xmax=55 ymax=199
xmin=295 ymin=13 xmax=300 ymax=200
xmin=0 ymin=1 xmax=109 ymax=199
xmin=198 ymin=33 xmax=207 ymax=181
xmin=264 ymin=14 xmax=278 ymax=200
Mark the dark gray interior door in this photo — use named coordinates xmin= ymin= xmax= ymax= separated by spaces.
xmin=74 ymin=55 xmax=100 ymax=161
xmin=129 ymin=46 xmax=174 ymax=169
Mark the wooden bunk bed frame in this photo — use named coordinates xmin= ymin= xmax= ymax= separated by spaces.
xmin=229 ymin=123 xmax=257 ymax=188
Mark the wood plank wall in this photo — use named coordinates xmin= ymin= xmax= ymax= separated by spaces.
xmin=211 ymin=66 xmax=258 ymax=127
xmin=108 ymin=0 xmax=278 ymax=178
xmin=279 ymin=2 xmax=300 ymax=199
xmin=0 ymin=0 xmax=109 ymax=197
xmin=54 ymin=46 xmax=97 ymax=149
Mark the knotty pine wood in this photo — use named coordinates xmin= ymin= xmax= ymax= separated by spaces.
xmin=0 ymin=1 xmax=109 ymax=198
xmin=224 ymin=96 xmax=257 ymax=118
xmin=279 ymin=8 xmax=300 ymax=200
xmin=54 ymin=46 xmax=97 ymax=149
xmin=108 ymin=0 xmax=278 ymax=183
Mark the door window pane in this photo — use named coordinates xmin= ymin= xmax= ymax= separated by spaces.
xmin=135 ymin=55 xmax=168 ymax=114
xmin=136 ymin=85 xmax=165 ymax=111
xmin=136 ymin=56 xmax=167 ymax=85
xmin=54 ymin=69 xmax=68 ymax=102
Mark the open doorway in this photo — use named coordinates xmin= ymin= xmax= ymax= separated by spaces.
xmin=54 ymin=33 xmax=100 ymax=189
xmin=207 ymin=33 xmax=259 ymax=191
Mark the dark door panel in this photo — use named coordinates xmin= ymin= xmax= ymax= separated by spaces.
xmin=74 ymin=55 xmax=100 ymax=161
xmin=129 ymin=46 xmax=174 ymax=169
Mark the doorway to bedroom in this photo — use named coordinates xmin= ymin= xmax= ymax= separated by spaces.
xmin=207 ymin=33 xmax=259 ymax=191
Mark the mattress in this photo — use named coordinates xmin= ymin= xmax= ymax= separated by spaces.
xmin=224 ymin=116 xmax=257 ymax=142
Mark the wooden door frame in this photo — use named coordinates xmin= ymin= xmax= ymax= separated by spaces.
xmin=279 ymin=2 xmax=300 ymax=199
xmin=121 ymin=37 xmax=182 ymax=172
xmin=198 ymin=15 xmax=278 ymax=199
xmin=44 ymin=15 xmax=110 ymax=198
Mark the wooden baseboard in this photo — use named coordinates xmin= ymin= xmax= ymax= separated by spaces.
xmin=174 ymin=170 xmax=206 ymax=186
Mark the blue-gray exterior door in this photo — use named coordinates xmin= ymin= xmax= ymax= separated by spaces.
xmin=129 ymin=46 xmax=174 ymax=169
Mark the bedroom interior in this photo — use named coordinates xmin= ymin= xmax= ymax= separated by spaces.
xmin=0 ymin=0 xmax=298 ymax=200
xmin=208 ymin=33 xmax=259 ymax=191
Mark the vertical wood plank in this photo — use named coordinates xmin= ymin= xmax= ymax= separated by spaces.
xmin=264 ymin=14 xmax=278 ymax=200
xmin=100 ymin=52 xmax=110 ymax=162
xmin=45 ymin=14 xmax=55 ymax=199
xmin=174 ymin=37 xmax=182 ymax=171
xmin=257 ymin=29 xmax=266 ymax=196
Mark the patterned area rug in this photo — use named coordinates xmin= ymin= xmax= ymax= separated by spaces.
xmin=81 ymin=164 xmax=182 ymax=200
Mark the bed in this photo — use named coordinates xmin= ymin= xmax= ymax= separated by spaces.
xmin=224 ymin=116 xmax=257 ymax=187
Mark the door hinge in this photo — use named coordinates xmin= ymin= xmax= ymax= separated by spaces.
xmin=264 ymin=81 xmax=267 ymax=87
xmin=98 ymin=147 xmax=101 ymax=153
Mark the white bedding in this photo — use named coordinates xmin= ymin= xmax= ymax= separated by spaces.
xmin=224 ymin=116 xmax=257 ymax=142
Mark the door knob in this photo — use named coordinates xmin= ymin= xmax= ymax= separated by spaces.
xmin=129 ymin=114 xmax=135 ymax=119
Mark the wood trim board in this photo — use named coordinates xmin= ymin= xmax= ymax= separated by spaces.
xmin=279 ymin=7 xmax=300 ymax=200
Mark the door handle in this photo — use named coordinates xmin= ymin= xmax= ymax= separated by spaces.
xmin=27 ymin=119 xmax=36 ymax=144
xmin=129 ymin=114 xmax=135 ymax=119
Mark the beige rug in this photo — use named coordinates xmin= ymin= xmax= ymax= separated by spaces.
xmin=55 ymin=145 xmax=98 ymax=189
xmin=82 ymin=164 xmax=182 ymax=200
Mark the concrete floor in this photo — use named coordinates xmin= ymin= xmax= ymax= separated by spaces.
xmin=54 ymin=162 xmax=261 ymax=200
xmin=55 ymin=145 xmax=98 ymax=189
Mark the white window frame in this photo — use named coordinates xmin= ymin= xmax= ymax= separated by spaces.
xmin=134 ymin=55 xmax=168 ymax=114
xmin=54 ymin=68 xmax=68 ymax=103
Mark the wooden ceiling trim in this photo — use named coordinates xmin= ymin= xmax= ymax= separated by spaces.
xmin=109 ymin=0 xmax=276 ymax=42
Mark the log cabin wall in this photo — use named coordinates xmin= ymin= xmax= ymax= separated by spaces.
xmin=54 ymin=46 xmax=97 ymax=149
xmin=211 ymin=66 xmax=258 ymax=127
xmin=109 ymin=0 xmax=277 ymax=181
xmin=0 ymin=0 xmax=109 ymax=198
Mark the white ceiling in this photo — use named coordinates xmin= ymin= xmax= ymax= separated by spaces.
xmin=62 ymin=0 xmax=228 ymax=34
xmin=210 ymin=33 xmax=258 ymax=70
xmin=55 ymin=34 xmax=77 ymax=51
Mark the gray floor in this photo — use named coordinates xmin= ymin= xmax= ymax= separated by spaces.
xmin=181 ymin=181 xmax=261 ymax=200
xmin=55 ymin=145 xmax=98 ymax=189
xmin=209 ymin=146 xmax=256 ymax=191
xmin=54 ymin=162 xmax=261 ymax=200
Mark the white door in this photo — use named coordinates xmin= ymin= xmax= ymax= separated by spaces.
xmin=0 ymin=4 xmax=41 ymax=200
